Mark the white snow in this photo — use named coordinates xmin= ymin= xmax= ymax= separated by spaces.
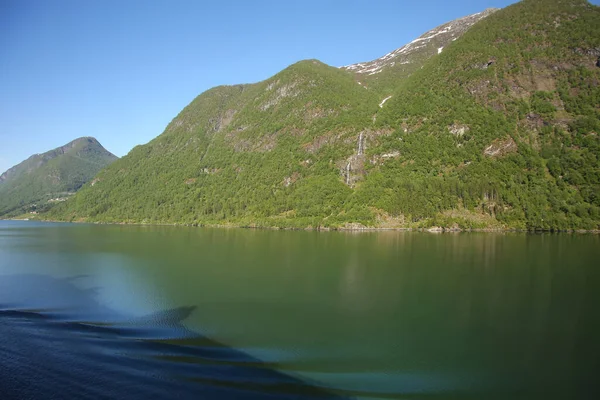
xmin=379 ymin=95 xmax=393 ymax=108
xmin=340 ymin=10 xmax=496 ymax=75
xmin=410 ymin=25 xmax=453 ymax=43
xmin=363 ymin=64 xmax=384 ymax=75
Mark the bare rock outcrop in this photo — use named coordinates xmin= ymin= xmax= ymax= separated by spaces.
xmin=484 ymin=137 xmax=517 ymax=158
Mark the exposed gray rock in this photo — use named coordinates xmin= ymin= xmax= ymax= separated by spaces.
xmin=448 ymin=123 xmax=470 ymax=136
xmin=573 ymin=47 xmax=600 ymax=57
xmin=484 ymin=137 xmax=517 ymax=158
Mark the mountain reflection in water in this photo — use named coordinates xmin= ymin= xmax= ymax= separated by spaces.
xmin=0 ymin=274 xmax=346 ymax=400
xmin=1 ymin=222 xmax=599 ymax=400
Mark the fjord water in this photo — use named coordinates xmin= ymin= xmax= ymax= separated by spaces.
xmin=0 ymin=221 xmax=598 ymax=399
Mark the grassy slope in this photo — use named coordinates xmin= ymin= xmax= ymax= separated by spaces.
xmin=50 ymin=0 xmax=600 ymax=230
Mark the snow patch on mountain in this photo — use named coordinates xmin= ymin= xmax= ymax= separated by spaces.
xmin=341 ymin=8 xmax=498 ymax=76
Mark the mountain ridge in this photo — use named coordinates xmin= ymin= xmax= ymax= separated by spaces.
xmin=48 ymin=0 xmax=600 ymax=230
xmin=341 ymin=8 xmax=499 ymax=82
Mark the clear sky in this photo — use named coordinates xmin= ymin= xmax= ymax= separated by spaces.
xmin=0 ymin=0 xmax=598 ymax=173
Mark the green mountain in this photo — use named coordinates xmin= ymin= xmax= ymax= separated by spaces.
xmin=50 ymin=0 xmax=600 ymax=230
xmin=0 ymin=137 xmax=118 ymax=217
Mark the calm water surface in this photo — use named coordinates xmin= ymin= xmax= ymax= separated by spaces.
xmin=0 ymin=220 xmax=598 ymax=399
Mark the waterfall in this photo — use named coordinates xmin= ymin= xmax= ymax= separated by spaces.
xmin=357 ymin=132 xmax=364 ymax=155
xmin=346 ymin=162 xmax=351 ymax=185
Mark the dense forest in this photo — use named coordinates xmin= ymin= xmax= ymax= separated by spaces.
xmin=48 ymin=0 xmax=600 ymax=230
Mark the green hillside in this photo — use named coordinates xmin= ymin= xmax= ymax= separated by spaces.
xmin=0 ymin=137 xmax=118 ymax=217
xmin=369 ymin=0 xmax=600 ymax=230
xmin=49 ymin=0 xmax=600 ymax=230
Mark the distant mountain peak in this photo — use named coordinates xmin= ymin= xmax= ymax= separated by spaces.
xmin=0 ymin=137 xmax=117 ymax=216
xmin=341 ymin=8 xmax=499 ymax=76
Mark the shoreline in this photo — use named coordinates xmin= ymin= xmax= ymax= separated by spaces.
xmin=7 ymin=217 xmax=600 ymax=234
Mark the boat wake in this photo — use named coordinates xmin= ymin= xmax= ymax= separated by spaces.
xmin=0 ymin=274 xmax=346 ymax=400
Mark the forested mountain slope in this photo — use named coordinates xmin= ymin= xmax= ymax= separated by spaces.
xmin=0 ymin=137 xmax=117 ymax=217
xmin=50 ymin=0 xmax=600 ymax=230
xmin=369 ymin=0 xmax=600 ymax=230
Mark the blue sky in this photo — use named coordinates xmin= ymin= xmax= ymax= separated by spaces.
xmin=0 ymin=0 xmax=597 ymax=173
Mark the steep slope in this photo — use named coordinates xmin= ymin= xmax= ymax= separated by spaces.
xmin=51 ymin=0 xmax=600 ymax=230
xmin=342 ymin=8 xmax=499 ymax=92
xmin=0 ymin=137 xmax=118 ymax=217
xmin=367 ymin=0 xmax=600 ymax=230
xmin=50 ymin=61 xmax=380 ymax=225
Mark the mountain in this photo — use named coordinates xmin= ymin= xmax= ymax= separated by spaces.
xmin=49 ymin=0 xmax=600 ymax=230
xmin=0 ymin=137 xmax=118 ymax=217
xmin=341 ymin=8 xmax=499 ymax=91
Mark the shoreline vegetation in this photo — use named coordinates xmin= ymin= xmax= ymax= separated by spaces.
xmin=7 ymin=216 xmax=599 ymax=234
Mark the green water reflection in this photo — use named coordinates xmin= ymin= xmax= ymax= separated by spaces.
xmin=0 ymin=221 xmax=598 ymax=398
